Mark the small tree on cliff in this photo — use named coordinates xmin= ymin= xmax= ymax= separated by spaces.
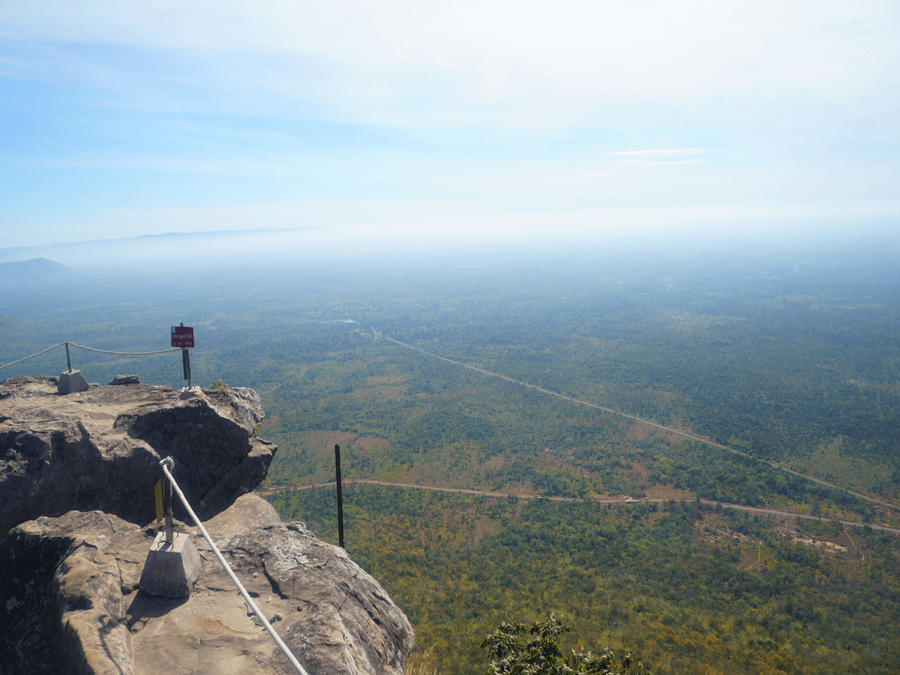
xmin=480 ymin=614 xmax=651 ymax=675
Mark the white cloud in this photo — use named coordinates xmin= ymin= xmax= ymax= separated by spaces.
xmin=608 ymin=159 xmax=707 ymax=166
xmin=603 ymin=149 xmax=706 ymax=157
xmin=1 ymin=0 xmax=898 ymax=246
xmin=3 ymin=0 xmax=897 ymax=128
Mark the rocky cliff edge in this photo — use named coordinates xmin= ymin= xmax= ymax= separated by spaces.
xmin=0 ymin=375 xmax=275 ymax=534
xmin=0 ymin=376 xmax=414 ymax=675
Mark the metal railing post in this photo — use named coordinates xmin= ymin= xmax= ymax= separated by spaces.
xmin=162 ymin=457 xmax=175 ymax=544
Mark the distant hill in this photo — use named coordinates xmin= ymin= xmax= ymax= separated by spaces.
xmin=0 ymin=227 xmax=336 ymax=278
xmin=0 ymin=258 xmax=78 ymax=285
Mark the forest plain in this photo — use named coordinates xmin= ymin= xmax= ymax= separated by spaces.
xmin=1 ymin=223 xmax=899 ymax=674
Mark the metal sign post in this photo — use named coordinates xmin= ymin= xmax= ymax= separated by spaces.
xmin=171 ymin=324 xmax=195 ymax=388
xmin=182 ymin=349 xmax=192 ymax=388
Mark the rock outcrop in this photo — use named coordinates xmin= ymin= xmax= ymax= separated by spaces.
xmin=0 ymin=376 xmax=414 ymax=674
xmin=0 ymin=376 xmax=276 ymax=535
xmin=0 ymin=495 xmax=414 ymax=674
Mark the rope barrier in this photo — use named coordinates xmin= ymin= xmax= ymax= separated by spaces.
xmin=66 ymin=342 xmax=183 ymax=356
xmin=159 ymin=458 xmax=310 ymax=675
xmin=0 ymin=341 xmax=182 ymax=370
xmin=0 ymin=342 xmax=67 ymax=370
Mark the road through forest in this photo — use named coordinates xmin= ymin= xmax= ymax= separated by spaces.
xmin=383 ymin=336 xmax=898 ymax=512
xmin=260 ymin=479 xmax=900 ymax=535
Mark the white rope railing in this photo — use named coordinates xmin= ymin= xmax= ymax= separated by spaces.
xmin=159 ymin=458 xmax=310 ymax=675
xmin=0 ymin=342 xmax=67 ymax=369
xmin=0 ymin=341 xmax=182 ymax=370
xmin=66 ymin=342 xmax=183 ymax=356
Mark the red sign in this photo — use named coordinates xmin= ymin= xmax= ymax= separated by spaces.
xmin=171 ymin=326 xmax=195 ymax=348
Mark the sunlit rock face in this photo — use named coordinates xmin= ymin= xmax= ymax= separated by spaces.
xmin=0 ymin=376 xmax=276 ymax=535
xmin=0 ymin=496 xmax=414 ymax=675
xmin=0 ymin=379 xmax=414 ymax=674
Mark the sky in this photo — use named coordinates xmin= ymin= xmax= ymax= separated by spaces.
xmin=1 ymin=0 xmax=899 ymax=249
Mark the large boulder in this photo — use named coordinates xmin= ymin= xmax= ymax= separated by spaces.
xmin=0 ymin=377 xmax=276 ymax=535
xmin=0 ymin=495 xmax=414 ymax=674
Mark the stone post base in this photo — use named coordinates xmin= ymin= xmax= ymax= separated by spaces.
xmin=58 ymin=370 xmax=89 ymax=394
xmin=139 ymin=532 xmax=201 ymax=598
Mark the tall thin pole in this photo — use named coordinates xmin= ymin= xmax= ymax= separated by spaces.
xmin=164 ymin=463 xmax=174 ymax=545
xmin=179 ymin=322 xmax=192 ymax=388
xmin=335 ymin=444 xmax=345 ymax=548
xmin=65 ymin=342 xmax=72 ymax=372
xmin=182 ymin=348 xmax=192 ymax=388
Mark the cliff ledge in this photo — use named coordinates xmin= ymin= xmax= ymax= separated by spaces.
xmin=0 ymin=376 xmax=414 ymax=674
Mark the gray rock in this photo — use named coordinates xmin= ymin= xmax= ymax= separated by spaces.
xmin=204 ymin=492 xmax=284 ymax=538
xmin=0 ymin=376 xmax=58 ymax=401
xmin=0 ymin=377 xmax=276 ymax=535
xmin=0 ymin=509 xmax=148 ymax=675
xmin=109 ymin=375 xmax=141 ymax=386
xmin=0 ymin=497 xmax=414 ymax=675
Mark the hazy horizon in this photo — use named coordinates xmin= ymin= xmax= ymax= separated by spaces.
xmin=3 ymin=213 xmax=898 ymax=278
xmin=3 ymin=2 xmax=898 ymax=249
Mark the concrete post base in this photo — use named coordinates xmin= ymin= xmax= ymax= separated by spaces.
xmin=178 ymin=386 xmax=204 ymax=400
xmin=139 ymin=532 xmax=201 ymax=598
xmin=58 ymin=370 xmax=89 ymax=394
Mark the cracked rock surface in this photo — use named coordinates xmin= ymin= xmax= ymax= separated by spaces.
xmin=0 ymin=495 xmax=414 ymax=675
xmin=0 ymin=376 xmax=276 ymax=535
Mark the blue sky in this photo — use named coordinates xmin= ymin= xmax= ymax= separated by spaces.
xmin=2 ymin=1 xmax=898 ymax=248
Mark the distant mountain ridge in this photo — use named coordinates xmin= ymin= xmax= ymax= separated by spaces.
xmin=0 ymin=227 xmax=336 ymax=276
xmin=0 ymin=258 xmax=78 ymax=284
xmin=0 ymin=227 xmax=330 ymax=262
